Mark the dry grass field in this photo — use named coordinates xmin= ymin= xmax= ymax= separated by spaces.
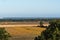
xmin=5 ymin=26 xmax=46 ymax=40
xmin=0 ymin=22 xmax=46 ymax=40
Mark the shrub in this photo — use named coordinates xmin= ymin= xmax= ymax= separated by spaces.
xmin=0 ymin=28 xmax=11 ymax=40
xmin=34 ymin=20 xmax=60 ymax=40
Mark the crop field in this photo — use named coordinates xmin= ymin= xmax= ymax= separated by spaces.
xmin=5 ymin=26 xmax=46 ymax=40
xmin=0 ymin=22 xmax=46 ymax=40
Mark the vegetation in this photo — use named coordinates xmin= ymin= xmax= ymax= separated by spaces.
xmin=0 ymin=18 xmax=60 ymax=22
xmin=40 ymin=21 xmax=43 ymax=27
xmin=34 ymin=20 xmax=60 ymax=40
xmin=38 ymin=21 xmax=44 ymax=27
xmin=0 ymin=28 xmax=11 ymax=40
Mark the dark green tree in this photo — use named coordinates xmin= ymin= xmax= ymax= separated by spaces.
xmin=34 ymin=20 xmax=60 ymax=40
xmin=0 ymin=28 xmax=11 ymax=40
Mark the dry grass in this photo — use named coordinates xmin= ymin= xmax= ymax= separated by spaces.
xmin=0 ymin=22 xmax=46 ymax=40
xmin=5 ymin=26 xmax=46 ymax=40
xmin=6 ymin=26 xmax=46 ymax=36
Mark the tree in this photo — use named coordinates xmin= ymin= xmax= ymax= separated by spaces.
xmin=34 ymin=20 xmax=60 ymax=40
xmin=40 ymin=21 xmax=43 ymax=27
xmin=0 ymin=27 xmax=11 ymax=40
xmin=38 ymin=21 xmax=44 ymax=27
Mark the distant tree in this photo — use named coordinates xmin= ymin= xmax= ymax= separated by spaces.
xmin=40 ymin=21 xmax=43 ymax=27
xmin=0 ymin=28 xmax=11 ymax=40
xmin=34 ymin=20 xmax=60 ymax=40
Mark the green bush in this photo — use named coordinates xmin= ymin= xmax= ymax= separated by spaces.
xmin=34 ymin=20 xmax=60 ymax=40
xmin=0 ymin=28 xmax=11 ymax=40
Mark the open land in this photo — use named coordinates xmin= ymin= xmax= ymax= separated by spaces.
xmin=0 ymin=22 xmax=46 ymax=40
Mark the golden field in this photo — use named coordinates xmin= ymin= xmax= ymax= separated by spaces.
xmin=0 ymin=22 xmax=47 ymax=40
xmin=5 ymin=26 xmax=46 ymax=40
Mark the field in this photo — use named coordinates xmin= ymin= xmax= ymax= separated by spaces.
xmin=0 ymin=22 xmax=46 ymax=40
xmin=5 ymin=26 xmax=46 ymax=40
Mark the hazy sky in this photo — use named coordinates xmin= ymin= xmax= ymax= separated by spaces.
xmin=0 ymin=0 xmax=60 ymax=17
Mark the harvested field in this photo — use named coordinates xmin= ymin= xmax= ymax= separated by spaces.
xmin=5 ymin=26 xmax=46 ymax=40
xmin=0 ymin=24 xmax=39 ymax=27
xmin=0 ymin=22 xmax=47 ymax=40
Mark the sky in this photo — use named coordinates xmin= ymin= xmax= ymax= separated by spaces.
xmin=0 ymin=0 xmax=60 ymax=18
